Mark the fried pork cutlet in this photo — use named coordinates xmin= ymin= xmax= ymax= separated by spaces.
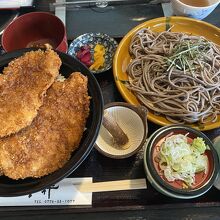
xmin=0 ymin=49 xmax=61 ymax=137
xmin=0 ymin=72 xmax=90 ymax=179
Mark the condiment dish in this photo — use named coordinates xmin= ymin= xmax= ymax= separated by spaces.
xmin=95 ymin=102 xmax=148 ymax=159
xmin=68 ymin=33 xmax=118 ymax=74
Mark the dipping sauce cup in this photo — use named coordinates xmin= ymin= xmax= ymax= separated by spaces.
xmin=171 ymin=0 xmax=220 ymax=20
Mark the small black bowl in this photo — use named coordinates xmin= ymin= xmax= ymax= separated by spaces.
xmin=144 ymin=125 xmax=219 ymax=199
xmin=0 ymin=48 xmax=103 ymax=196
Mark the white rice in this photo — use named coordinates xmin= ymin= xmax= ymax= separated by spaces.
xmin=56 ymin=74 xmax=66 ymax=82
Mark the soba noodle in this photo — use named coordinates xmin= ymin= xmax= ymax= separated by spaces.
xmin=126 ymin=28 xmax=220 ymax=124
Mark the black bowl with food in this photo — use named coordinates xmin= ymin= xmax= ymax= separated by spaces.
xmin=0 ymin=48 xmax=103 ymax=196
xmin=144 ymin=125 xmax=219 ymax=199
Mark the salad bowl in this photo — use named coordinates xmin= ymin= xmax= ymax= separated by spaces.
xmin=144 ymin=125 xmax=219 ymax=199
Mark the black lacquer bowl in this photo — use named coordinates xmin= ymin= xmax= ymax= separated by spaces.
xmin=0 ymin=48 xmax=103 ymax=196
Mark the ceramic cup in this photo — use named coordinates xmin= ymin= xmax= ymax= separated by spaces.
xmin=171 ymin=0 xmax=220 ymax=20
xmin=2 ymin=12 xmax=68 ymax=53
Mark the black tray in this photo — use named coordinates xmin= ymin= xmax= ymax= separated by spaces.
xmin=1 ymin=2 xmax=220 ymax=219
xmin=0 ymin=70 xmax=219 ymax=220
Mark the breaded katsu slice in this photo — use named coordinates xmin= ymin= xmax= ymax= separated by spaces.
xmin=0 ymin=49 xmax=61 ymax=137
xmin=0 ymin=72 xmax=90 ymax=179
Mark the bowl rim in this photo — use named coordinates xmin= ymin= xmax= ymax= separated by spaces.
xmin=0 ymin=10 xmax=19 ymax=35
xmin=144 ymin=125 xmax=219 ymax=197
xmin=95 ymin=102 xmax=148 ymax=159
xmin=68 ymin=32 xmax=118 ymax=74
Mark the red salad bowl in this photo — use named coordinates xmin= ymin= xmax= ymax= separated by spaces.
xmin=144 ymin=125 xmax=219 ymax=199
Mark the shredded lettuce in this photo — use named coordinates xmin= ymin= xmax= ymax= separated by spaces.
xmin=157 ymin=134 xmax=208 ymax=187
xmin=191 ymin=137 xmax=207 ymax=153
